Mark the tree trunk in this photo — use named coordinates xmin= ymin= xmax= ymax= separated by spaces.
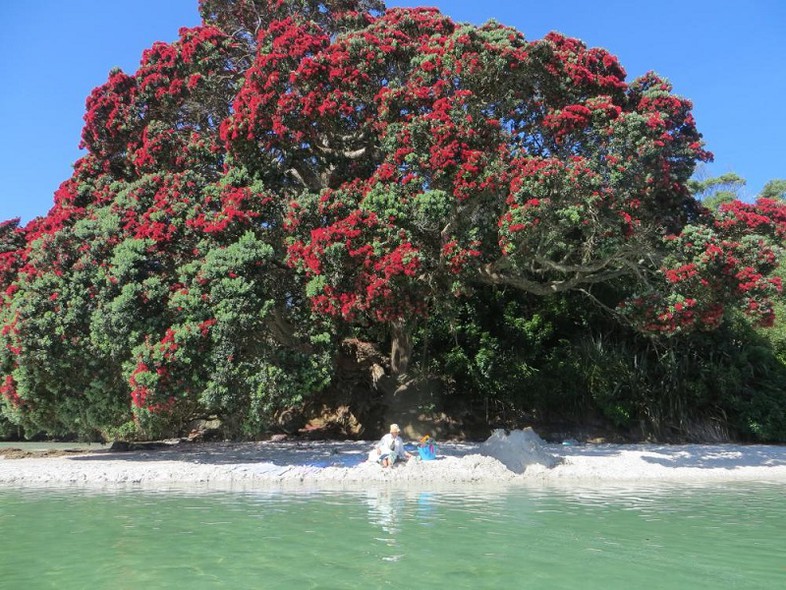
xmin=390 ymin=319 xmax=414 ymax=377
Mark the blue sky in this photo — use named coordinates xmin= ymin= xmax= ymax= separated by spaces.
xmin=1 ymin=0 xmax=783 ymax=225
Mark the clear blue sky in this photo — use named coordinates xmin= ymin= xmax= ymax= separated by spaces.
xmin=1 ymin=0 xmax=784 ymax=225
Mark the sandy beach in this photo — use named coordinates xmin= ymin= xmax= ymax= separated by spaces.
xmin=2 ymin=437 xmax=786 ymax=490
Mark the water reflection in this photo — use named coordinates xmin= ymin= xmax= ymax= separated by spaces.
xmin=365 ymin=488 xmax=402 ymax=537
xmin=364 ymin=489 xmax=493 ymax=534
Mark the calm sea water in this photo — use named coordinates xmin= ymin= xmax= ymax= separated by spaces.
xmin=0 ymin=483 xmax=784 ymax=589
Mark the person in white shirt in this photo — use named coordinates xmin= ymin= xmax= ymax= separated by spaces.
xmin=374 ymin=423 xmax=413 ymax=468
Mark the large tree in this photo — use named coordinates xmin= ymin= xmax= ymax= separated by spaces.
xmin=1 ymin=0 xmax=783 ymax=439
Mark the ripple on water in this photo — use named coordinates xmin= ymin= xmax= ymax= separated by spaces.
xmin=1 ymin=483 xmax=784 ymax=589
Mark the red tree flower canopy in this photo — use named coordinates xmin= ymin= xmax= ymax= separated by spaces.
xmin=1 ymin=0 xmax=783 ymax=440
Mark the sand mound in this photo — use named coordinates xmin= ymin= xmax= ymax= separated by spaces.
xmin=478 ymin=428 xmax=559 ymax=474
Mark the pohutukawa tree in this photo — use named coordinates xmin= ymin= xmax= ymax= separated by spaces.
xmin=1 ymin=0 xmax=783 ymax=439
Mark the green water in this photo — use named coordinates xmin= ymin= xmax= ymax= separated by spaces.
xmin=1 ymin=483 xmax=783 ymax=589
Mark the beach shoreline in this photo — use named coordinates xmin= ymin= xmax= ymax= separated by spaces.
xmin=2 ymin=439 xmax=786 ymax=490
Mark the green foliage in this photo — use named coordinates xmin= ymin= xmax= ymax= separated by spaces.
xmin=689 ymin=172 xmax=746 ymax=210
xmin=435 ymin=291 xmax=552 ymax=408
xmin=0 ymin=414 xmax=23 ymax=440
xmin=1 ymin=1 xmax=786 ymax=443
xmin=413 ymin=281 xmax=786 ymax=442
xmin=759 ymin=179 xmax=786 ymax=201
xmin=564 ymin=318 xmax=786 ymax=442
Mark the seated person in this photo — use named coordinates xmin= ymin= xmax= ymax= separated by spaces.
xmin=373 ymin=423 xmax=413 ymax=468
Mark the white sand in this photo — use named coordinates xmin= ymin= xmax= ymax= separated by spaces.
xmin=2 ymin=439 xmax=786 ymax=490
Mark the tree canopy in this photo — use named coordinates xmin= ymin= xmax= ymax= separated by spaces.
xmin=2 ymin=0 xmax=785 ymax=441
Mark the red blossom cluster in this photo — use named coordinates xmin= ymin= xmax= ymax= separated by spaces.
xmin=622 ymin=214 xmax=784 ymax=333
xmin=442 ymin=240 xmax=481 ymax=275
xmin=715 ymin=198 xmax=786 ymax=240
xmin=0 ymin=219 xmax=25 ymax=296
xmin=541 ymin=32 xmax=627 ymax=92
xmin=620 ymin=294 xmax=710 ymax=334
xmin=287 ymin=188 xmax=425 ymax=322
xmin=187 ymin=185 xmax=269 ymax=234
xmin=128 ymin=320 xmax=215 ymax=413
xmin=0 ymin=374 xmax=20 ymax=406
